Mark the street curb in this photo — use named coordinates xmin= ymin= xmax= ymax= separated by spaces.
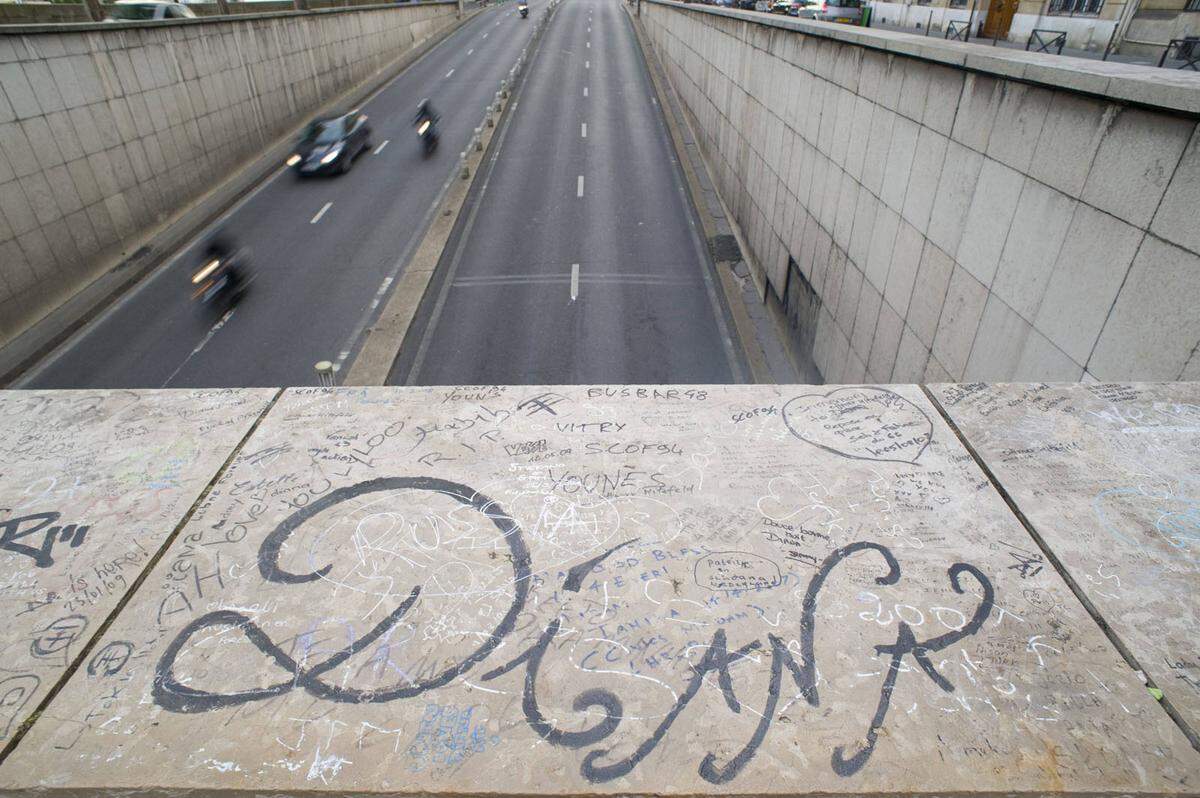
xmin=0 ymin=5 xmax=480 ymax=388
xmin=623 ymin=2 xmax=773 ymax=384
xmin=344 ymin=0 xmax=563 ymax=386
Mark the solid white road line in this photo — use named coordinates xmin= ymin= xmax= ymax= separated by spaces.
xmin=581 ymin=123 xmax=587 ymax=138
xmin=446 ymin=68 xmax=455 ymax=78
xmin=310 ymin=202 xmax=332 ymax=224
xmin=577 ymin=175 xmax=584 ymax=197
xmin=374 ymin=139 xmax=389 ymax=154
xmin=570 ymin=264 xmax=580 ymax=301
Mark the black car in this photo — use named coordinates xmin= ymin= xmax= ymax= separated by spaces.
xmin=287 ymin=112 xmax=372 ymax=176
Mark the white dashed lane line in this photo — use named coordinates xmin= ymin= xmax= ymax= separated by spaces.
xmin=310 ymin=202 xmax=332 ymax=224
xmin=581 ymin=123 xmax=587 ymax=138
xmin=468 ymin=48 xmax=475 ymax=55
xmin=577 ymin=176 xmax=584 ymax=197
xmin=570 ymin=263 xmax=580 ymax=301
xmin=374 ymin=140 xmax=389 ymax=155
xmin=584 ymin=86 xmax=588 ymax=97
xmin=446 ymin=68 xmax=455 ymax=78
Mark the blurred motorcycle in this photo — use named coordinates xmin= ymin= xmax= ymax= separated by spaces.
xmin=191 ymin=240 xmax=251 ymax=315
xmin=414 ymin=98 xmax=441 ymax=157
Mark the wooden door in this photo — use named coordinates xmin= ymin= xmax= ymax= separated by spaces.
xmin=981 ymin=0 xmax=1017 ymax=39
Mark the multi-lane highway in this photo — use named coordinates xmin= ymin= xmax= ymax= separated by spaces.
xmin=20 ymin=0 xmax=749 ymax=388
xmin=21 ymin=0 xmax=548 ymax=389
xmin=394 ymin=0 xmax=746 ymax=384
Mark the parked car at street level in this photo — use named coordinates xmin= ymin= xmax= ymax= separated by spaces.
xmin=104 ymin=0 xmax=196 ymax=21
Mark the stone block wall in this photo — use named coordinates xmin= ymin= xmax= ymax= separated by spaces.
xmin=0 ymin=2 xmax=456 ymax=347
xmin=642 ymin=1 xmax=1200 ymax=383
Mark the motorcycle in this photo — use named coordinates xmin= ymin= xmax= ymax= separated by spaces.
xmin=415 ymin=116 xmax=439 ymax=156
xmin=518 ymin=3 xmax=528 ymax=16
xmin=190 ymin=249 xmax=251 ymax=315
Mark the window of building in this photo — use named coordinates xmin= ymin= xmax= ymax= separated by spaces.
xmin=948 ymin=0 xmax=969 ymax=8
xmin=1186 ymin=0 xmax=1200 ymax=12
xmin=1048 ymin=0 xmax=1103 ymax=15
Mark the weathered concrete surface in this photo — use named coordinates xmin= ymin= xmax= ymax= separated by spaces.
xmin=0 ymin=388 xmax=275 ymax=749
xmin=0 ymin=385 xmax=1196 ymax=795
xmin=932 ymin=381 xmax=1200 ymax=743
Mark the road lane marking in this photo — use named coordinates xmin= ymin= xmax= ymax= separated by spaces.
xmin=577 ymin=175 xmax=584 ymax=197
xmin=581 ymin=123 xmax=587 ymax=138
xmin=570 ymin=263 xmax=579 ymax=301
xmin=161 ymin=308 xmax=234 ymax=388
xmin=310 ymin=202 xmax=332 ymax=224
xmin=483 ymin=32 xmax=489 ymax=38
xmin=584 ymin=86 xmax=588 ymax=97
xmin=446 ymin=68 xmax=455 ymax=78
xmin=468 ymin=48 xmax=475 ymax=55
xmin=587 ymin=41 xmax=590 ymax=48
xmin=374 ymin=139 xmax=389 ymax=154
xmin=586 ymin=60 xmax=590 ymax=68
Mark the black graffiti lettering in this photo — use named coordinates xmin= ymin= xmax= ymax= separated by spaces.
xmin=830 ymin=562 xmax=994 ymax=776
xmin=480 ymin=540 xmax=637 ymax=749
xmin=581 ymin=629 xmax=761 ymax=783
xmin=87 ymin=641 xmax=134 ymax=677
xmin=517 ymin=392 xmax=568 ymax=416
xmin=155 ymin=478 xmax=532 ymax=712
xmin=0 ymin=512 xmax=90 ymax=568
xmin=146 ymin=471 xmax=996 ymax=783
xmin=0 ymin=674 xmax=40 ymax=740
xmin=153 ymin=590 xmax=421 ymax=712
xmin=30 ymin=614 xmax=88 ymax=665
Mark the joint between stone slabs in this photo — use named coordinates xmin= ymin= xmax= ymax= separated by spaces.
xmin=919 ymin=383 xmax=1200 ymax=754
xmin=0 ymin=388 xmax=284 ymax=767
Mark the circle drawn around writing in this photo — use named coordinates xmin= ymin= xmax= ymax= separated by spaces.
xmin=781 ymin=387 xmax=933 ymax=465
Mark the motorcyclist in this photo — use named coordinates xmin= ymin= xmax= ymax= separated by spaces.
xmin=414 ymin=98 xmax=441 ymax=154
xmin=194 ymin=233 xmax=246 ymax=306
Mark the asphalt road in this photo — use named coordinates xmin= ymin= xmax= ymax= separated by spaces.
xmin=20 ymin=0 xmax=547 ymax=389
xmin=393 ymin=0 xmax=746 ymax=385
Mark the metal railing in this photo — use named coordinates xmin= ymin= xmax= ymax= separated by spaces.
xmin=944 ymin=19 xmax=968 ymax=40
xmin=1159 ymin=37 xmax=1200 ymax=70
xmin=1026 ymin=28 xmax=1067 ymax=54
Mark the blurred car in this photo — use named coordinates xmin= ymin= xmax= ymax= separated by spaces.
xmin=287 ymin=112 xmax=373 ymax=176
xmin=813 ymin=0 xmax=863 ymax=22
xmin=105 ymin=0 xmax=196 ymax=20
xmin=787 ymin=0 xmax=812 ymax=14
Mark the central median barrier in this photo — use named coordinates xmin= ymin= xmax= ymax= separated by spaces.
xmin=0 ymin=383 xmax=1197 ymax=794
xmin=638 ymin=0 xmax=1200 ymax=385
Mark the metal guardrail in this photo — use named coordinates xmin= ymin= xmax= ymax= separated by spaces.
xmin=1159 ymin=37 xmax=1200 ymax=70
xmin=1025 ymin=28 xmax=1066 ymax=54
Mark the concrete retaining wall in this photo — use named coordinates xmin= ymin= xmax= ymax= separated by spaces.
xmin=0 ymin=0 xmax=428 ymax=25
xmin=642 ymin=0 xmax=1200 ymax=383
xmin=0 ymin=1 xmax=457 ymax=348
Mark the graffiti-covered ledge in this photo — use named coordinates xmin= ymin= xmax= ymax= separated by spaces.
xmin=0 ymin=384 xmax=1197 ymax=796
